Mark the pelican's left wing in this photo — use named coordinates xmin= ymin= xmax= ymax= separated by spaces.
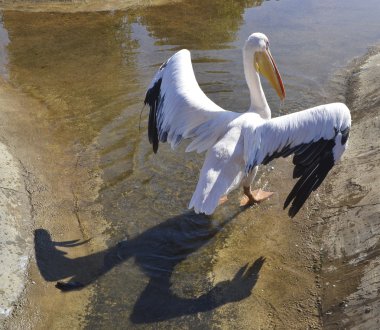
xmin=244 ymin=103 xmax=351 ymax=217
xmin=144 ymin=49 xmax=238 ymax=153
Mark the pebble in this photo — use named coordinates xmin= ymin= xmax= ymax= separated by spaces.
xmin=339 ymin=301 xmax=348 ymax=308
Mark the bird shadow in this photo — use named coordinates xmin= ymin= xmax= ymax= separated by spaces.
xmin=34 ymin=211 xmax=265 ymax=323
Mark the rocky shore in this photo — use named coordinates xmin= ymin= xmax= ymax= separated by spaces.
xmin=0 ymin=77 xmax=105 ymax=329
xmin=0 ymin=79 xmax=33 ymax=324
xmin=318 ymin=47 xmax=380 ymax=329
xmin=0 ymin=142 xmax=32 ymax=322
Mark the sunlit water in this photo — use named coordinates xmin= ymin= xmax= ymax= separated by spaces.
xmin=1 ymin=0 xmax=380 ymax=327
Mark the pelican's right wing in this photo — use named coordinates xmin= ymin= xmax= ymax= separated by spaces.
xmin=243 ymin=103 xmax=351 ymax=217
xmin=144 ymin=50 xmax=238 ymax=153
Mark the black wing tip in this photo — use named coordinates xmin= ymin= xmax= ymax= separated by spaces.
xmin=145 ymin=78 xmax=163 ymax=153
xmin=283 ymin=194 xmax=307 ymax=218
xmin=266 ymin=121 xmax=348 ymax=218
xmin=287 ymin=205 xmax=300 ymax=218
xmin=283 ymin=196 xmax=291 ymax=211
xmin=283 ymin=198 xmax=298 ymax=218
xmin=283 ymin=136 xmax=337 ymax=218
xmin=341 ymin=126 xmax=350 ymax=145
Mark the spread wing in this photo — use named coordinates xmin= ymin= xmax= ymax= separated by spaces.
xmin=144 ymin=49 xmax=238 ymax=154
xmin=244 ymin=103 xmax=351 ymax=217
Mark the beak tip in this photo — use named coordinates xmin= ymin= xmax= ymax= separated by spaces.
xmin=278 ymin=89 xmax=286 ymax=101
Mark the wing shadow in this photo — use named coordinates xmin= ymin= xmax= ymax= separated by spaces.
xmin=34 ymin=211 xmax=265 ymax=323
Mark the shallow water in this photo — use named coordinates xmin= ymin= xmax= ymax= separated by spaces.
xmin=1 ymin=0 xmax=380 ymax=327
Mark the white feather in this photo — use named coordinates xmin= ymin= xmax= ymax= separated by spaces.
xmin=149 ymin=49 xmax=239 ymax=153
xmin=145 ymin=34 xmax=351 ymax=217
xmin=244 ymin=103 xmax=351 ymax=170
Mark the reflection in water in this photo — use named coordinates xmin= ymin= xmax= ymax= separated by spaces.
xmin=3 ymin=11 xmax=140 ymax=145
xmin=131 ymin=0 xmax=263 ymax=50
xmin=35 ymin=211 xmax=264 ymax=324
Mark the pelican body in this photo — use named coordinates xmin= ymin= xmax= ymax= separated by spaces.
xmin=144 ymin=33 xmax=351 ymax=217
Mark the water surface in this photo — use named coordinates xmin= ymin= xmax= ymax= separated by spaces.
xmin=1 ymin=0 xmax=380 ymax=327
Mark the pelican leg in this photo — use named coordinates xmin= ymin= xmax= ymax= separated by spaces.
xmin=240 ymin=166 xmax=270 ymax=206
xmin=240 ymin=186 xmax=274 ymax=206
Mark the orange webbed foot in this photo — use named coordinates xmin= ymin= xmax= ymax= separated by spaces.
xmin=240 ymin=188 xmax=274 ymax=207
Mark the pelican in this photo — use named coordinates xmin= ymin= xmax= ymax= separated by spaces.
xmin=144 ymin=33 xmax=351 ymax=217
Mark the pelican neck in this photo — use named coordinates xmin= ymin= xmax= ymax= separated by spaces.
xmin=242 ymin=47 xmax=271 ymax=119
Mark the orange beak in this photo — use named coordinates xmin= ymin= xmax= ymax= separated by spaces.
xmin=254 ymin=49 xmax=286 ymax=101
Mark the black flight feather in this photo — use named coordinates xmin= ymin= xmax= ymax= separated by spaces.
xmin=144 ymin=78 xmax=162 ymax=153
xmin=251 ymin=128 xmax=343 ymax=217
xmin=284 ymin=137 xmax=335 ymax=217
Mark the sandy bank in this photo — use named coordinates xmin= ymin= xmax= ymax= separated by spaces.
xmin=316 ymin=48 xmax=380 ymax=328
xmin=0 ymin=141 xmax=32 ymax=324
xmin=0 ymin=77 xmax=109 ymax=329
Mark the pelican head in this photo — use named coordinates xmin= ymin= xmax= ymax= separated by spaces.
xmin=244 ymin=33 xmax=286 ymax=101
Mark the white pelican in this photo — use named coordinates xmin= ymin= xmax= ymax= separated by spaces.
xmin=144 ymin=33 xmax=351 ymax=217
